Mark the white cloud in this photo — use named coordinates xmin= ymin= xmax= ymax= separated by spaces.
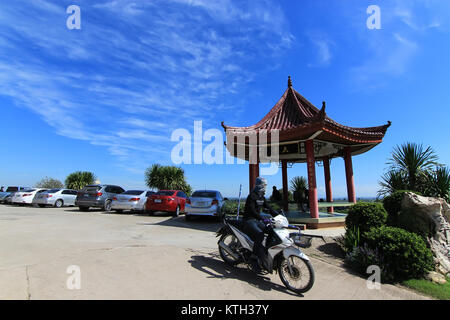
xmin=308 ymin=37 xmax=333 ymax=67
xmin=0 ymin=0 xmax=293 ymax=168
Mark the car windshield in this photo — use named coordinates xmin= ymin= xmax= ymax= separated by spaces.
xmin=191 ymin=191 xmax=217 ymax=198
xmin=46 ymin=189 xmax=61 ymax=194
xmin=122 ymin=190 xmax=144 ymax=195
xmin=155 ymin=191 xmax=175 ymax=196
xmin=6 ymin=187 xmax=18 ymax=192
xmin=23 ymin=189 xmax=35 ymax=192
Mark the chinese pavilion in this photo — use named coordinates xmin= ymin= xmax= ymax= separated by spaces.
xmin=222 ymin=77 xmax=391 ymax=228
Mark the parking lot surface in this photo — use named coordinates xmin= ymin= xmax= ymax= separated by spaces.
xmin=0 ymin=205 xmax=428 ymax=300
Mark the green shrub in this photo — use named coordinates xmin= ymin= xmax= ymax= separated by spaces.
xmin=222 ymin=201 xmax=239 ymax=215
xmin=363 ymin=226 xmax=434 ymax=282
xmin=346 ymin=243 xmax=386 ymax=277
xmin=341 ymin=226 xmax=361 ymax=253
xmin=268 ymin=201 xmax=282 ymax=212
xmin=382 ymin=190 xmax=421 ymax=226
xmin=345 ymin=202 xmax=387 ymax=234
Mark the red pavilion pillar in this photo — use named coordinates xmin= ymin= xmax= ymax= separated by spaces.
xmin=305 ymin=140 xmax=319 ymax=219
xmin=344 ymin=147 xmax=356 ymax=203
xmin=281 ymin=160 xmax=289 ymax=212
xmin=323 ymin=156 xmax=334 ymax=213
xmin=249 ymin=162 xmax=260 ymax=193
xmin=248 ymin=142 xmax=260 ymax=193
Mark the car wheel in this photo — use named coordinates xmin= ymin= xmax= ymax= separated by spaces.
xmin=79 ymin=206 xmax=89 ymax=212
xmin=54 ymin=200 xmax=63 ymax=208
xmin=104 ymin=200 xmax=112 ymax=212
xmin=173 ymin=206 xmax=180 ymax=217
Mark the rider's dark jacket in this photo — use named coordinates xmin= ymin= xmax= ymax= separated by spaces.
xmin=243 ymin=190 xmax=278 ymax=220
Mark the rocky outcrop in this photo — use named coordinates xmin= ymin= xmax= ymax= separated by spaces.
xmin=402 ymin=193 xmax=450 ymax=277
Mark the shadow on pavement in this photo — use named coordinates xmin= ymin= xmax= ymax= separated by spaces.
xmin=64 ymin=208 xmax=105 ymax=213
xmin=137 ymin=215 xmax=222 ymax=233
xmin=316 ymin=242 xmax=346 ymax=260
xmin=188 ymin=251 xmax=300 ymax=298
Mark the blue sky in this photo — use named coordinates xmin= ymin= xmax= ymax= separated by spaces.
xmin=0 ymin=0 xmax=449 ymax=197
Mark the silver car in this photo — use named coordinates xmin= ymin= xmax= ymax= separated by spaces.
xmin=185 ymin=190 xmax=227 ymax=221
xmin=33 ymin=189 xmax=78 ymax=208
xmin=111 ymin=190 xmax=155 ymax=213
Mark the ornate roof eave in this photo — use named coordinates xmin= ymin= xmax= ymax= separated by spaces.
xmin=221 ymin=76 xmax=391 ymax=146
xmin=223 ymin=119 xmax=391 ymax=145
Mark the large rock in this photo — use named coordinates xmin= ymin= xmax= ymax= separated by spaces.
xmin=425 ymin=271 xmax=447 ymax=284
xmin=402 ymin=193 xmax=450 ymax=276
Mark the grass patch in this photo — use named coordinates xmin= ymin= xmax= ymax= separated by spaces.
xmin=402 ymin=277 xmax=450 ymax=300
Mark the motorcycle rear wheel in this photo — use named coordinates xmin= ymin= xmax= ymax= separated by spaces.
xmin=278 ymin=256 xmax=315 ymax=294
xmin=218 ymin=233 xmax=242 ymax=266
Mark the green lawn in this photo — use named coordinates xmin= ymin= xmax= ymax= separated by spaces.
xmin=403 ymin=278 xmax=450 ymax=300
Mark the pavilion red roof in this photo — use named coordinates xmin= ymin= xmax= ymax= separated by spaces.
xmin=222 ymin=77 xmax=391 ymax=145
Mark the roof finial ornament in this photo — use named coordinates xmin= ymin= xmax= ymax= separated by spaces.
xmin=288 ymin=75 xmax=292 ymax=88
xmin=318 ymin=101 xmax=326 ymax=120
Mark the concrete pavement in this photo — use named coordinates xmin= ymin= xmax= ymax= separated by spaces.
xmin=0 ymin=205 xmax=429 ymax=300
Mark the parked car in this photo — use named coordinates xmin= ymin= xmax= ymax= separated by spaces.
xmin=11 ymin=188 xmax=48 ymax=205
xmin=75 ymin=185 xmax=125 ymax=212
xmin=0 ymin=186 xmax=30 ymax=204
xmin=0 ymin=192 xmax=10 ymax=204
xmin=145 ymin=190 xmax=187 ymax=217
xmin=33 ymin=189 xmax=78 ymax=208
xmin=111 ymin=190 xmax=155 ymax=213
xmin=185 ymin=190 xmax=227 ymax=221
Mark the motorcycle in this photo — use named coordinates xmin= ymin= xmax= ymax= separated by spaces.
xmin=216 ymin=211 xmax=315 ymax=294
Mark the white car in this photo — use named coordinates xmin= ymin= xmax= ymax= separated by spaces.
xmin=33 ymin=189 xmax=78 ymax=208
xmin=11 ymin=188 xmax=48 ymax=205
xmin=111 ymin=190 xmax=155 ymax=213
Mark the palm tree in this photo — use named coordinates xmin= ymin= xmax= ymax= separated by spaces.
xmin=387 ymin=142 xmax=438 ymax=191
xmin=145 ymin=164 xmax=192 ymax=195
xmin=426 ymin=166 xmax=450 ymax=202
xmin=65 ymin=171 xmax=96 ymax=190
xmin=378 ymin=169 xmax=408 ymax=198
xmin=290 ymin=176 xmax=308 ymax=211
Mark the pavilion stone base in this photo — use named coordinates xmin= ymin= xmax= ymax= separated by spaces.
xmin=286 ymin=211 xmax=346 ymax=230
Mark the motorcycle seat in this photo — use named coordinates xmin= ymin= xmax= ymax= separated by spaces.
xmin=227 ymin=218 xmax=246 ymax=231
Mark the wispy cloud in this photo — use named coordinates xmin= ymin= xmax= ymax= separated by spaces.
xmin=0 ymin=0 xmax=293 ymax=168
xmin=345 ymin=0 xmax=449 ymax=90
xmin=307 ymin=32 xmax=334 ymax=68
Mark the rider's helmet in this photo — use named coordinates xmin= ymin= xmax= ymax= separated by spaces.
xmin=254 ymin=177 xmax=267 ymax=195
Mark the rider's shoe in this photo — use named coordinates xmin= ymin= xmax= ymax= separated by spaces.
xmin=250 ymin=258 xmax=263 ymax=274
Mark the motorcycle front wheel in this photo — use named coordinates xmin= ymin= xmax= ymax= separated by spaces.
xmin=218 ymin=233 xmax=242 ymax=266
xmin=278 ymin=255 xmax=315 ymax=294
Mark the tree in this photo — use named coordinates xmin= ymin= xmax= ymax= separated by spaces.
xmin=65 ymin=171 xmax=96 ymax=190
xmin=290 ymin=176 xmax=308 ymax=211
xmin=425 ymin=166 xmax=450 ymax=202
xmin=379 ymin=142 xmax=449 ymax=200
xmin=387 ymin=142 xmax=438 ymax=191
xmin=378 ymin=170 xmax=408 ymax=198
xmin=145 ymin=164 xmax=192 ymax=196
xmin=35 ymin=177 xmax=64 ymax=189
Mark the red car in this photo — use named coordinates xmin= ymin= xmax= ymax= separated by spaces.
xmin=145 ymin=190 xmax=187 ymax=217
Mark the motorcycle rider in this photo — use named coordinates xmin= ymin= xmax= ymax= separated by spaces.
xmin=243 ymin=177 xmax=278 ymax=273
